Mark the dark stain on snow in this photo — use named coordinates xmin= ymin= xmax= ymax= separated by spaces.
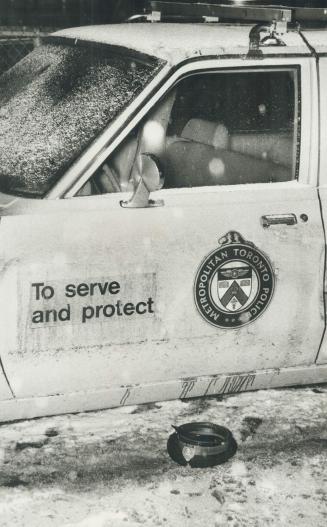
xmin=211 ymin=489 xmax=225 ymax=504
xmin=15 ymin=439 xmax=48 ymax=451
xmin=131 ymin=403 xmax=162 ymax=414
xmin=44 ymin=427 xmax=60 ymax=438
xmin=0 ymin=475 xmax=28 ymax=488
xmin=240 ymin=416 xmax=263 ymax=442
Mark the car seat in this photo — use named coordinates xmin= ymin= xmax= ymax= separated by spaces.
xmin=163 ymin=118 xmax=291 ymax=188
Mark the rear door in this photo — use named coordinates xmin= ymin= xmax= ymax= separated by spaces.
xmin=316 ymin=53 xmax=327 ymax=365
xmin=0 ymin=56 xmax=324 ymax=403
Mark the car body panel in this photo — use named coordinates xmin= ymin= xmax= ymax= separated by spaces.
xmin=316 ymin=55 xmax=327 ymax=365
xmin=0 ymin=181 xmax=324 ymax=400
xmin=0 ymin=365 xmax=12 ymax=400
xmin=1 ymin=363 xmax=327 ymax=423
xmin=0 ymin=21 xmax=327 ymax=421
xmin=303 ymin=29 xmax=327 ymax=55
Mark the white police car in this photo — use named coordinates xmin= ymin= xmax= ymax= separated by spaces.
xmin=0 ymin=1 xmax=327 ymax=421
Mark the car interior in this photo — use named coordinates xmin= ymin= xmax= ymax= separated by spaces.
xmin=77 ymin=69 xmax=297 ymax=196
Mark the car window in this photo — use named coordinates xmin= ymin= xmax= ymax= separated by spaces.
xmin=164 ymin=69 xmax=299 ymax=188
xmin=0 ymin=39 xmax=164 ymax=198
xmin=81 ymin=67 xmax=299 ymax=196
xmin=77 ymin=127 xmax=140 ymax=197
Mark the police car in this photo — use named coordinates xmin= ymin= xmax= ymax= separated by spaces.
xmin=0 ymin=1 xmax=327 ymax=421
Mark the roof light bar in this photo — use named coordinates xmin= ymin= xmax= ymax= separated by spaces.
xmin=294 ymin=7 xmax=327 ymax=21
xmin=149 ymin=2 xmax=292 ymax=23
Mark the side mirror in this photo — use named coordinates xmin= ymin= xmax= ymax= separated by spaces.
xmin=121 ymin=153 xmax=164 ymax=208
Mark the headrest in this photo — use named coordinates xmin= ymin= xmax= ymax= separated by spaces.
xmin=181 ymin=118 xmax=229 ymax=149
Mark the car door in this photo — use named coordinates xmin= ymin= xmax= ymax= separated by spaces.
xmin=0 ymin=56 xmax=324 ymax=406
xmin=316 ymin=54 xmax=327 ymax=366
xmin=0 ymin=363 xmax=12 ymax=401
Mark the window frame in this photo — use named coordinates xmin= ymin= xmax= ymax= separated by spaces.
xmin=57 ymin=56 xmax=315 ymax=198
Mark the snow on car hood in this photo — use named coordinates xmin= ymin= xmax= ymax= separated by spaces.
xmin=0 ymin=40 xmax=163 ymax=198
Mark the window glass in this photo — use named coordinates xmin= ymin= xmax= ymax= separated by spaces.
xmin=164 ymin=69 xmax=299 ymax=188
xmin=82 ymin=68 xmax=299 ymax=196
xmin=0 ymin=39 xmax=164 ymax=198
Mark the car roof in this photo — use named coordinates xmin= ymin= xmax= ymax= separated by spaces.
xmin=54 ymin=23 xmax=311 ymax=65
xmin=302 ymin=29 xmax=327 ymax=54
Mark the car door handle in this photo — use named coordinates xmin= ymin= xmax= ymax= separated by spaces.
xmin=261 ymin=214 xmax=297 ymax=228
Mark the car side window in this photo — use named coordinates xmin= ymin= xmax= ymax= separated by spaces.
xmin=77 ymin=127 xmax=139 ymax=196
xmin=78 ymin=67 xmax=299 ymax=195
xmin=163 ymin=69 xmax=299 ymax=187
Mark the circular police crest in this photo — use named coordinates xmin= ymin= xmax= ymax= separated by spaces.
xmin=194 ymin=232 xmax=275 ymax=329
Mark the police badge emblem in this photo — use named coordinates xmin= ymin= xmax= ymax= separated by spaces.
xmin=182 ymin=445 xmax=196 ymax=462
xmin=194 ymin=232 xmax=275 ymax=328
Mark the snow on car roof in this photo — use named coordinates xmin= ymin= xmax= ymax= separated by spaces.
xmin=54 ymin=23 xmax=310 ymax=65
xmin=302 ymin=29 xmax=327 ymax=54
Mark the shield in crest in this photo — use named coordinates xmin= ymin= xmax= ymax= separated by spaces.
xmin=217 ymin=263 xmax=252 ymax=312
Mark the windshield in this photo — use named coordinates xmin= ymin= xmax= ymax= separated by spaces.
xmin=0 ymin=39 xmax=164 ymax=198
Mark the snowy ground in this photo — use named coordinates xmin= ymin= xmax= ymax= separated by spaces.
xmin=0 ymin=386 xmax=326 ymax=527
